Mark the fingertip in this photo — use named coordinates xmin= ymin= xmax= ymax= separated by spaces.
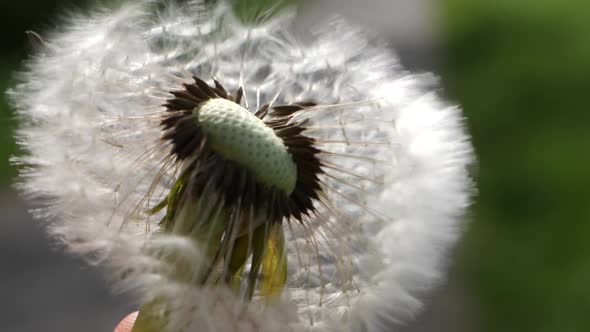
xmin=114 ymin=311 xmax=138 ymax=332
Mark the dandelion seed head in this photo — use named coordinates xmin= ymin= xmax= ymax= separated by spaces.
xmin=9 ymin=0 xmax=474 ymax=331
xmin=178 ymin=95 xmax=298 ymax=193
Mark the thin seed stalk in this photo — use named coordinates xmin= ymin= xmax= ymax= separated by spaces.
xmin=132 ymin=173 xmax=289 ymax=331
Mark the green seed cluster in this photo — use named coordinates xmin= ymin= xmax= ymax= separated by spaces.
xmin=196 ymin=98 xmax=297 ymax=194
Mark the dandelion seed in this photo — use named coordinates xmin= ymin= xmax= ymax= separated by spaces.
xmin=9 ymin=1 xmax=474 ymax=331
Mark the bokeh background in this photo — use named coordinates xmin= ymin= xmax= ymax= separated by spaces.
xmin=1 ymin=0 xmax=589 ymax=331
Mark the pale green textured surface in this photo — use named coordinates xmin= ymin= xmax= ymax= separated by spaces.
xmin=196 ymin=98 xmax=297 ymax=194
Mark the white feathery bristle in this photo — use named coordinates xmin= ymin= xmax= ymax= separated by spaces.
xmin=9 ymin=0 xmax=474 ymax=331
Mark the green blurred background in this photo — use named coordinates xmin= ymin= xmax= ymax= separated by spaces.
xmin=445 ymin=1 xmax=590 ymax=331
xmin=1 ymin=0 xmax=589 ymax=331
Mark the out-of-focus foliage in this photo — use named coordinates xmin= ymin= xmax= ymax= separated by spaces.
xmin=0 ymin=62 xmax=17 ymax=185
xmin=444 ymin=1 xmax=590 ymax=331
xmin=232 ymin=0 xmax=296 ymax=23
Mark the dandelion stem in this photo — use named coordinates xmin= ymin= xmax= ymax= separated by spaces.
xmin=131 ymin=301 xmax=165 ymax=332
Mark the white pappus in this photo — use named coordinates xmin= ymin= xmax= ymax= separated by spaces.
xmin=9 ymin=0 xmax=475 ymax=331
